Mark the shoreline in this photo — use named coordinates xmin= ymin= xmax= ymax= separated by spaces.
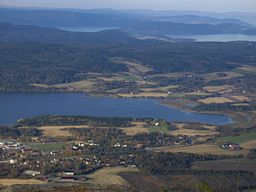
xmin=0 ymin=91 xmax=237 ymax=126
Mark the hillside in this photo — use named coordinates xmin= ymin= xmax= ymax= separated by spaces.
xmin=1 ymin=8 xmax=256 ymax=36
xmin=123 ymin=21 xmax=256 ymax=36
xmin=0 ymin=8 xmax=137 ymax=27
xmin=0 ymin=22 xmax=135 ymax=44
xmin=0 ymin=23 xmax=256 ymax=91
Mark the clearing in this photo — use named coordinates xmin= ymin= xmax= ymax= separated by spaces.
xmin=120 ymin=122 xmax=149 ymax=136
xmin=202 ymin=71 xmax=243 ymax=81
xmin=198 ymin=97 xmax=234 ymax=104
xmin=38 ymin=125 xmax=89 ymax=137
xmin=28 ymin=143 xmax=65 ymax=151
xmin=86 ymin=167 xmax=139 ymax=186
xmin=236 ymin=65 xmax=256 ymax=75
xmin=229 ymin=95 xmax=251 ymax=102
xmin=216 ymin=132 xmax=256 ymax=145
xmin=151 ymin=144 xmax=249 ymax=156
xmin=0 ymin=179 xmax=46 ymax=186
xmin=112 ymin=58 xmax=152 ymax=74
xmin=241 ymin=140 xmax=256 ymax=149
xmin=118 ymin=92 xmax=167 ymax=98
xmin=202 ymin=85 xmax=233 ymax=93
xmin=170 ymin=124 xmax=218 ymax=136
xmin=31 ymin=79 xmax=95 ymax=92
xmin=140 ymin=85 xmax=179 ymax=92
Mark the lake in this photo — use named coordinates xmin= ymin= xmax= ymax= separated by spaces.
xmin=170 ymin=34 xmax=256 ymax=42
xmin=0 ymin=93 xmax=232 ymax=125
xmin=59 ymin=27 xmax=119 ymax=32
xmin=58 ymin=27 xmax=256 ymax=42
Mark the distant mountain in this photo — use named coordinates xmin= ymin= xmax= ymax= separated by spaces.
xmin=153 ymin=15 xmax=252 ymax=26
xmin=123 ymin=21 xmax=256 ymax=36
xmin=0 ymin=22 xmax=136 ymax=44
xmin=1 ymin=8 xmax=256 ymax=37
xmin=0 ymin=8 xmax=138 ymax=28
xmin=147 ymin=10 xmax=256 ymax=26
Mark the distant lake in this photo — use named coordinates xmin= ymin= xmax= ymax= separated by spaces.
xmin=171 ymin=34 xmax=256 ymax=42
xmin=0 ymin=93 xmax=232 ymax=125
xmin=59 ymin=27 xmax=119 ymax=32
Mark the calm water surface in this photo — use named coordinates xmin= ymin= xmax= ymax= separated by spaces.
xmin=0 ymin=93 xmax=232 ymax=125
xmin=59 ymin=27 xmax=119 ymax=32
xmin=58 ymin=27 xmax=256 ymax=42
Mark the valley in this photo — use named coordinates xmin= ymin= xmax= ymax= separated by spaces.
xmin=0 ymin=7 xmax=256 ymax=192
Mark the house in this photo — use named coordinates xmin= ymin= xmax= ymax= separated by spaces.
xmin=9 ymin=159 xmax=17 ymax=164
xmin=72 ymin=145 xmax=78 ymax=150
xmin=78 ymin=143 xmax=85 ymax=147
xmin=113 ymin=143 xmax=121 ymax=147
xmin=24 ymin=170 xmax=41 ymax=177
xmin=229 ymin=143 xmax=241 ymax=150
xmin=221 ymin=142 xmax=230 ymax=149
xmin=221 ymin=142 xmax=241 ymax=150
xmin=5 ymin=141 xmax=20 ymax=147
xmin=61 ymin=171 xmax=75 ymax=180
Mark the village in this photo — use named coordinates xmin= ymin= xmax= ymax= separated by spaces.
xmin=0 ymin=129 xmax=244 ymax=187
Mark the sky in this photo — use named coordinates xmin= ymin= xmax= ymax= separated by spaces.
xmin=0 ymin=0 xmax=256 ymax=12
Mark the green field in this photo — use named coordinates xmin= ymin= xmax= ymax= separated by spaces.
xmin=28 ymin=143 xmax=65 ymax=151
xmin=149 ymin=122 xmax=170 ymax=134
xmin=216 ymin=132 xmax=256 ymax=144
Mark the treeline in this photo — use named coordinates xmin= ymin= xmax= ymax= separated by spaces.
xmin=17 ymin=115 xmax=137 ymax=127
xmin=137 ymin=152 xmax=230 ymax=175
xmin=217 ymin=125 xmax=256 ymax=137
xmin=194 ymin=102 xmax=256 ymax=112
xmin=137 ymin=152 xmax=256 ymax=191
xmin=0 ymin=126 xmax=42 ymax=137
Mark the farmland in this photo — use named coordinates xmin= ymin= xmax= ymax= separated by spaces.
xmin=86 ymin=167 xmax=139 ymax=186
xmin=202 ymin=85 xmax=233 ymax=93
xmin=198 ymin=97 xmax=234 ymax=104
xmin=170 ymin=123 xmax=218 ymax=136
xmin=38 ymin=125 xmax=90 ymax=137
xmin=120 ymin=122 xmax=149 ymax=135
xmin=28 ymin=142 xmax=66 ymax=151
xmin=151 ymin=144 xmax=249 ymax=155
xmin=216 ymin=132 xmax=256 ymax=145
xmin=0 ymin=179 xmax=46 ymax=186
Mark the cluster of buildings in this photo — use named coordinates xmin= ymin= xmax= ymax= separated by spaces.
xmin=221 ymin=142 xmax=241 ymax=150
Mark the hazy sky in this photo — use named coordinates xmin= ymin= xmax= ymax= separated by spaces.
xmin=1 ymin=0 xmax=256 ymax=12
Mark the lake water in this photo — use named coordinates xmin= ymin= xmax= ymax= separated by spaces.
xmin=59 ymin=27 xmax=119 ymax=32
xmin=58 ymin=27 xmax=256 ymax=42
xmin=171 ymin=34 xmax=256 ymax=42
xmin=0 ymin=93 xmax=232 ymax=125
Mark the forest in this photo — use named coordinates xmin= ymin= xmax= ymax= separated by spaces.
xmin=1 ymin=23 xmax=256 ymax=91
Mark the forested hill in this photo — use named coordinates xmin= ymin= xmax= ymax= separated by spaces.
xmin=0 ymin=8 xmax=137 ymax=27
xmin=0 ymin=23 xmax=256 ymax=91
xmin=123 ymin=21 xmax=256 ymax=36
xmin=0 ymin=22 xmax=136 ymax=44
xmin=1 ymin=8 xmax=256 ymax=36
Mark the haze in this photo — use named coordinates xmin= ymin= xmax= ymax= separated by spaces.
xmin=1 ymin=0 xmax=256 ymax=12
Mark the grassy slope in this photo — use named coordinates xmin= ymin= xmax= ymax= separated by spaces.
xmin=216 ymin=132 xmax=256 ymax=144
